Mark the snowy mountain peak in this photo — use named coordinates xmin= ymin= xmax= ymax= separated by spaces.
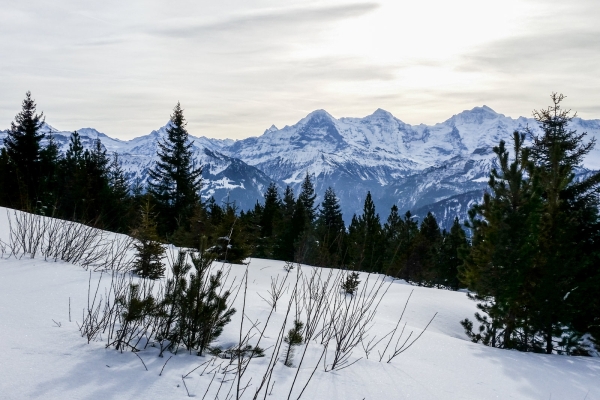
xmin=368 ymin=108 xmax=395 ymax=119
xmin=303 ymin=109 xmax=334 ymax=123
xmin=263 ymin=125 xmax=279 ymax=134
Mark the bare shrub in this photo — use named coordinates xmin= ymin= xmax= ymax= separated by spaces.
xmin=4 ymin=209 xmax=135 ymax=271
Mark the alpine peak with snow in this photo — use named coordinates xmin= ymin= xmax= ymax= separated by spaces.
xmin=3 ymin=105 xmax=599 ymax=226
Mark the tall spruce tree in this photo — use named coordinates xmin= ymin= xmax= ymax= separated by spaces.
xmin=254 ymin=183 xmax=281 ymax=258
xmin=273 ymin=186 xmax=297 ymax=261
xmin=315 ymin=187 xmax=346 ymax=267
xmin=437 ymin=217 xmax=468 ymax=290
xmin=403 ymin=212 xmax=442 ymax=286
xmin=298 ymin=172 xmax=317 ymax=223
xmin=527 ymin=93 xmax=600 ymax=354
xmin=3 ymin=91 xmax=46 ymax=208
xmin=460 ymin=131 xmax=541 ymax=350
xmin=148 ymin=103 xmax=202 ymax=237
xmin=347 ymin=192 xmax=384 ymax=272
xmin=383 ymin=207 xmax=418 ymax=277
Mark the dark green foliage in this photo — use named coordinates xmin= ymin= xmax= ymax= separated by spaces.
xmin=437 ymin=217 xmax=468 ymax=290
xmin=148 ymin=103 xmax=202 ymax=237
xmin=255 ymin=182 xmax=281 ymax=258
xmin=314 ymin=187 xmax=346 ymax=267
xmin=180 ymin=249 xmax=236 ymax=355
xmin=298 ymin=172 xmax=317 ymax=223
xmin=402 ymin=212 xmax=442 ymax=286
xmin=131 ymin=201 xmax=166 ymax=279
xmin=157 ymin=251 xmax=191 ymax=356
xmin=461 ymin=94 xmax=600 ymax=355
xmin=347 ymin=192 xmax=385 ymax=272
xmin=3 ymin=91 xmax=45 ymax=208
xmin=383 ymin=208 xmax=418 ymax=277
xmin=341 ymin=272 xmax=360 ymax=295
xmin=283 ymin=319 xmax=304 ymax=367
xmin=273 ymin=186 xmax=297 ymax=261
xmin=173 ymin=198 xmax=252 ymax=264
xmin=156 ymin=249 xmax=236 ymax=356
xmin=115 ymin=283 xmax=157 ymax=352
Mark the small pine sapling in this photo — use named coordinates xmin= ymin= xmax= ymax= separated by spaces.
xmin=115 ymin=283 xmax=156 ymax=351
xmin=341 ymin=272 xmax=360 ymax=296
xmin=131 ymin=200 xmax=166 ymax=279
xmin=283 ymin=261 xmax=294 ymax=272
xmin=283 ymin=319 xmax=304 ymax=367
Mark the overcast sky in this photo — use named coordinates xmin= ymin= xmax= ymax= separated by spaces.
xmin=1 ymin=0 xmax=598 ymax=140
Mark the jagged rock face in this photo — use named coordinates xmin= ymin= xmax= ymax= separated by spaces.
xmin=2 ymin=107 xmax=599 ymax=228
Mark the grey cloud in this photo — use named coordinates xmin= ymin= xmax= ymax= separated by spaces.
xmin=151 ymin=3 xmax=380 ymax=38
xmin=459 ymin=29 xmax=600 ymax=74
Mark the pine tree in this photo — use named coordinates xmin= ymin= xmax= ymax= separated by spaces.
xmin=273 ymin=186 xmax=297 ymax=261
xmin=3 ymin=91 xmax=45 ymax=208
xmin=293 ymin=173 xmax=319 ymax=263
xmin=403 ymin=212 xmax=442 ymax=286
xmin=83 ymin=138 xmax=112 ymax=223
xmin=131 ymin=201 xmax=166 ymax=279
xmin=460 ymin=131 xmax=542 ymax=350
xmin=38 ymin=133 xmax=61 ymax=215
xmin=347 ymin=192 xmax=384 ymax=272
xmin=298 ymin=172 xmax=317 ymax=223
xmin=527 ymin=93 xmax=600 ymax=354
xmin=383 ymin=205 xmax=407 ymax=276
xmin=315 ymin=187 xmax=346 ymax=267
xmin=437 ymin=217 xmax=468 ymax=290
xmin=181 ymin=246 xmax=236 ymax=355
xmin=148 ymin=103 xmax=202 ymax=237
xmin=106 ymin=153 xmax=131 ymax=232
xmin=256 ymin=182 xmax=281 ymax=258
xmin=58 ymin=131 xmax=87 ymax=220
xmin=283 ymin=319 xmax=304 ymax=367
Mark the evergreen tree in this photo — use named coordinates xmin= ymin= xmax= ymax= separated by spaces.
xmin=181 ymin=247 xmax=236 ymax=355
xmin=273 ymin=186 xmax=297 ymax=261
xmin=3 ymin=91 xmax=45 ymax=208
xmin=347 ymin=192 xmax=384 ymax=272
xmin=460 ymin=131 xmax=543 ymax=350
xmin=293 ymin=173 xmax=319 ymax=263
xmin=383 ymin=205 xmax=408 ymax=276
xmin=256 ymin=182 xmax=281 ymax=258
xmin=83 ymin=138 xmax=112 ymax=223
xmin=403 ymin=212 xmax=442 ymax=286
xmin=283 ymin=319 xmax=304 ymax=367
xmin=57 ymin=131 xmax=85 ymax=219
xmin=298 ymin=172 xmax=317 ymax=223
xmin=210 ymin=200 xmax=251 ymax=264
xmin=148 ymin=103 xmax=202 ymax=237
xmin=527 ymin=94 xmax=600 ymax=354
xmin=437 ymin=217 xmax=468 ymax=290
xmin=315 ymin=187 xmax=346 ymax=267
xmin=37 ymin=133 xmax=61 ymax=214
xmin=106 ymin=153 xmax=131 ymax=232
xmin=131 ymin=201 xmax=166 ymax=279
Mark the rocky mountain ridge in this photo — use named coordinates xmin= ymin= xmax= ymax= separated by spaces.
xmin=2 ymin=106 xmax=599 ymax=228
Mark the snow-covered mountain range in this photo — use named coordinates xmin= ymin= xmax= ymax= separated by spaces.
xmin=2 ymin=106 xmax=600 ymax=227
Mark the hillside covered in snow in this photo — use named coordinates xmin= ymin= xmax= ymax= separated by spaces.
xmin=0 ymin=208 xmax=599 ymax=400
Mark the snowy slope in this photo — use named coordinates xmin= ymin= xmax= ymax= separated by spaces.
xmin=0 ymin=208 xmax=599 ymax=400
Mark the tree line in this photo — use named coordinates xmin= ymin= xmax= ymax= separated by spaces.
xmin=1 ymin=92 xmax=599 ymax=355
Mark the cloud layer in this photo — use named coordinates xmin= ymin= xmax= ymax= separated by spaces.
xmin=0 ymin=0 xmax=598 ymax=139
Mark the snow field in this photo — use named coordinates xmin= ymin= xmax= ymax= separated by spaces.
xmin=0 ymin=209 xmax=599 ymax=399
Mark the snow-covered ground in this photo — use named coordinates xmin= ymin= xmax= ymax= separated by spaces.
xmin=0 ymin=208 xmax=599 ymax=400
